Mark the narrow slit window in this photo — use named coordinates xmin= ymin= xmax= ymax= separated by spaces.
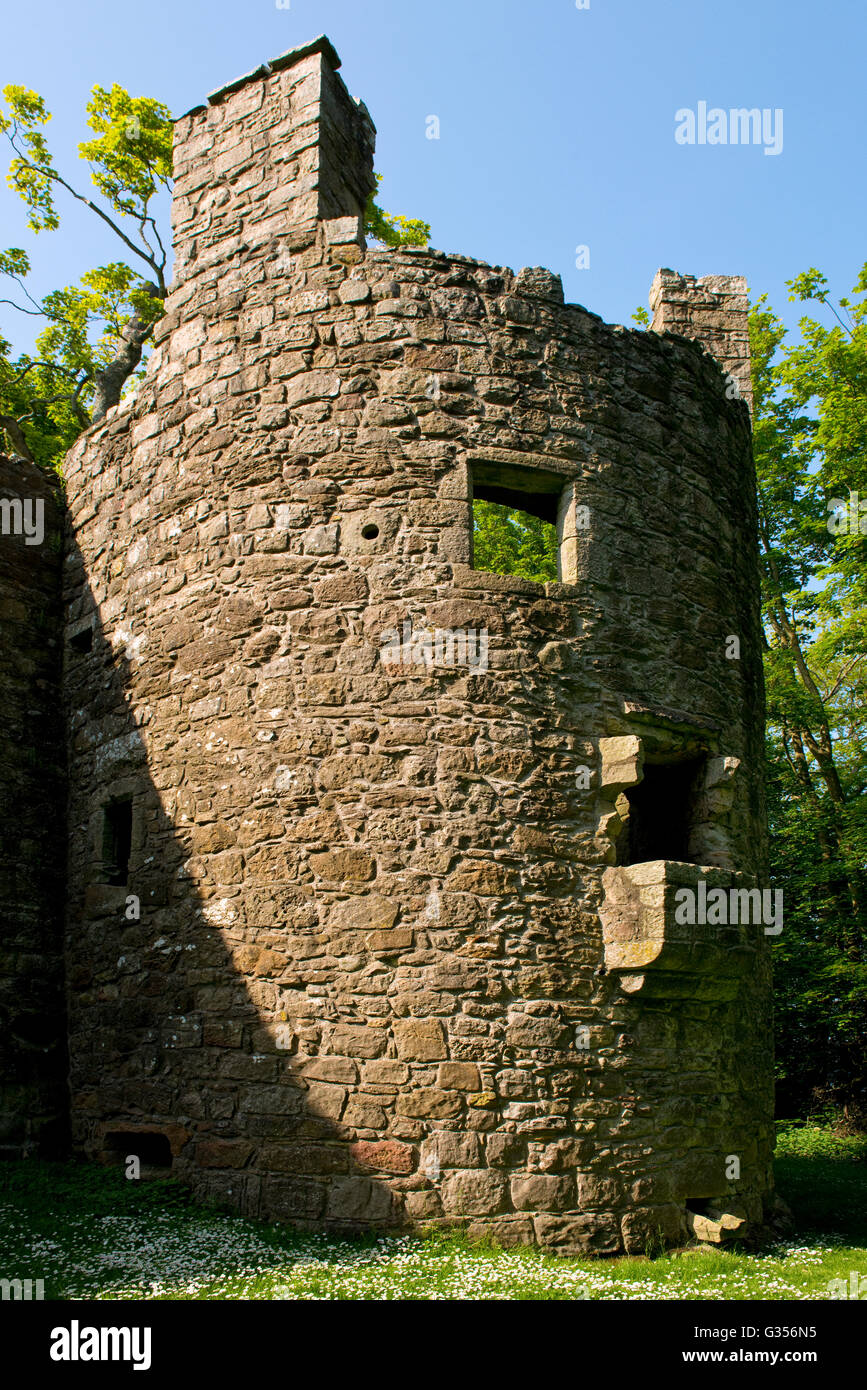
xmin=102 ymin=799 xmax=133 ymax=886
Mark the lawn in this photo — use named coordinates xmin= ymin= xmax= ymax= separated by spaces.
xmin=1 ymin=1123 xmax=864 ymax=1300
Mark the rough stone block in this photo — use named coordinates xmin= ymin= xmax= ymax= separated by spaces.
xmin=437 ymin=1062 xmax=481 ymax=1091
xmin=511 ymin=1174 xmax=575 ymax=1212
xmin=393 ymin=1019 xmax=447 ymax=1062
xmin=324 ymin=1177 xmax=397 ymax=1225
xmin=441 ymin=1170 xmax=507 ymax=1217
xmin=534 ymin=1213 xmax=622 ymax=1256
xmin=349 ymin=1139 xmax=415 ymax=1174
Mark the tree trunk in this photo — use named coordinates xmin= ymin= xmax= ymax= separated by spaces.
xmin=90 ymin=284 xmax=163 ymax=423
xmin=0 ymin=414 xmax=35 ymax=462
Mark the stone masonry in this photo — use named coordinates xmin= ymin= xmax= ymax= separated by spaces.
xmin=0 ymin=454 xmax=67 ymax=1157
xmin=650 ymin=269 xmax=753 ymax=414
xmin=2 ymin=35 xmax=776 ymax=1254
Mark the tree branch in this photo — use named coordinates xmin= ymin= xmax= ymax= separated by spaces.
xmin=8 ymin=131 xmax=162 ymax=283
xmin=90 ymin=282 xmax=160 ymax=421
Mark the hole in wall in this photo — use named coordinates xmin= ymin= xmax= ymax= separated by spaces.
xmin=9 ymin=1012 xmax=58 ymax=1049
xmin=618 ymin=758 xmax=705 ymax=865
xmin=469 ymin=460 xmax=577 ymax=583
xmin=69 ymin=626 xmax=93 ymax=654
xmin=361 ymin=523 xmax=380 ymax=540
xmin=685 ymin=1198 xmax=719 ymax=1216
xmin=103 ymin=1131 xmax=172 ymax=1168
xmin=101 ymin=799 xmax=133 ymax=886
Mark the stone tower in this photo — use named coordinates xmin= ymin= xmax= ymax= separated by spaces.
xmin=56 ymin=35 xmax=774 ymax=1252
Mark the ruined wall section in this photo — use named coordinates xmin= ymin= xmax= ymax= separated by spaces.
xmin=171 ymin=36 xmax=375 ymax=295
xmin=0 ymin=454 xmax=67 ymax=1156
xmin=650 ymin=269 xmax=753 ymax=413
xmin=61 ymin=43 xmax=773 ymax=1253
xmin=648 ymin=265 xmax=765 ymax=870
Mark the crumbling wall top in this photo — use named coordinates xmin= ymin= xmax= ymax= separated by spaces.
xmin=650 ymin=267 xmax=752 ymax=412
xmin=179 ymin=36 xmax=346 ymax=118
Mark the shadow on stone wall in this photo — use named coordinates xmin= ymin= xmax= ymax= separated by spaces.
xmin=0 ymin=454 xmax=68 ymax=1158
xmin=64 ymin=551 xmax=406 ymax=1232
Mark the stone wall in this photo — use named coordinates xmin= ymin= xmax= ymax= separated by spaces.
xmin=0 ymin=453 xmax=67 ymax=1156
xmin=59 ymin=37 xmax=774 ymax=1253
xmin=171 ymin=36 xmax=375 ymax=289
xmin=650 ymin=269 xmax=753 ymax=413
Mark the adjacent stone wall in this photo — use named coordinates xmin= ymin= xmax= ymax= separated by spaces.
xmin=59 ymin=38 xmax=774 ymax=1253
xmin=0 ymin=453 xmax=67 ymax=1156
xmin=650 ymin=269 xmax=753 ymax=413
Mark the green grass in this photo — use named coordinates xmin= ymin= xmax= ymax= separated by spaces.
xmin=0 ymin=1123 xmax=864 ymax=1300
xmin=773 ymin=1121 xmax=867 ymax=1246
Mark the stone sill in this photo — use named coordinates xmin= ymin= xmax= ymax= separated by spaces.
xmin=450 ymin=563 xmax=580 ymax=600
xmin=600 ymin=860 xmax=766 ymax=987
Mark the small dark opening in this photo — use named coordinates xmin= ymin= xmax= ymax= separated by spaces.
xmin=70 ymin=626 xmax=93 ymax=654
xmin=621 ymin=759 xmax=703 ymax=865
xmin=104 ymin=1131 xmax=172 ymax=1168
xmin=9 ymin=1011 xmax=58 ymax=1048
xmin=361 ymin=523 xmax=380 ymax=540
xmin=685 ymin=1198 xmax=715 ymax=1215
xmin=102 ymin=800 xmax=133 ymax=886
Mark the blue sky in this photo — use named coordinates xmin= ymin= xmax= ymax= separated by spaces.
xmin=2 ymin=0 xmax=864 ymax=355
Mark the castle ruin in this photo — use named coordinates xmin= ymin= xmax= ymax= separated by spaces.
xmin=0 ymin=35 xmax=774 ymax=1255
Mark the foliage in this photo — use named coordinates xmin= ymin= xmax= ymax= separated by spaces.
xmin=472 ymin=499 xmax=559 ymax=583
xmin=773 ymin=1121 xmax=867 ymax=1243
xmin=78 ymin=84 xmax=173 ymax=233
xmin=364 ymin=174 xmax=430 ymax=248
xmin=0 ymin=82 xmax=173 ymax=465
xmin=751 ymin=264 xmax=867 ymax=1118
xmin=775 ymin=1120 xmax=867 ymax=1162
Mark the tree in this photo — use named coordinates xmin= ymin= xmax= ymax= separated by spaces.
xmin=364 ymin=175 xmax=430 ymax=250
xmin=0 ymin=83 xmax=429 ymax=469
xmin=0 ymin=84 xmax=171 ymax=464
xmin=751 ymin=265 xmax=867 ymax=1119
xmin=472 ymin=500 xmax=558 ymax=584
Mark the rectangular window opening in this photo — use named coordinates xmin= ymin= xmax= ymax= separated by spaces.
xmin=617 ymin=758 xmax=705 ymax=866
xmin=69 ymin=625 xmax=93 ymax=655
xmin=470 ymin=461 xmax=572 ymax=583
xmin=101 ymin=799 xmax=133 ymax=886
xmin=104 ymin=1130 xmax=172 ymax=1169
